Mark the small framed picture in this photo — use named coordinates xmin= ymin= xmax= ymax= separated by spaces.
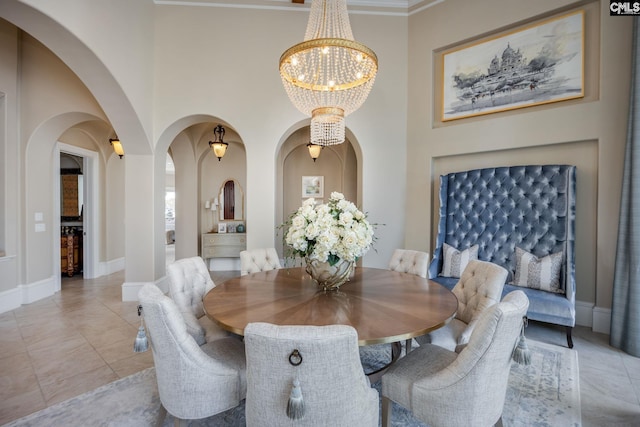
xmin=217 ymin=223 xmax=227 ymax=233
xmin=302 ymin=176 xmax=324 ymax=198
xmin=227 ymin=224 xmax=236 ymax=233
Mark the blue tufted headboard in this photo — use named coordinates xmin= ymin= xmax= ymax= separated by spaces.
xmin=428 ymin=165 xmax=576 ymax=293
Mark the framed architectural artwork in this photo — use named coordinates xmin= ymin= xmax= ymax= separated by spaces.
xmin=217 ymin=223 xmax=227 ymax=233
xmin=302 ymin=176 xmax=324 ymax=198
xmin=441 ymin=9 xmax=584 ymax=121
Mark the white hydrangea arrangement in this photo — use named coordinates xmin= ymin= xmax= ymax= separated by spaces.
xmin=284 ymin=192 xmax=375 ymax=266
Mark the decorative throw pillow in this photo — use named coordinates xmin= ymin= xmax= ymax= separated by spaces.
xmin=440 ymin=243 xmax=479 ymax=278
xmin=513 ymin=247 xmax=564 ymax=293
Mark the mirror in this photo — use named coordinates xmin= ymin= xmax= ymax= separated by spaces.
xmin=218 ymin=179 xmax=244 ymax=221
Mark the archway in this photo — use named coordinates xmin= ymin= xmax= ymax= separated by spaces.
xmin=0 ymin=1 xmax=151 ymax=156
xmin=275 ymin=124 xmax=362 ymax=260
xmin=25 ymin=112 xmax=110 ymax=294
xmin=158 ymin=116 xmax=247 ymax=270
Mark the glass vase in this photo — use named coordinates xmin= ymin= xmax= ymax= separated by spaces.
xmin=305 ymin=258 xmax=354 ymax=291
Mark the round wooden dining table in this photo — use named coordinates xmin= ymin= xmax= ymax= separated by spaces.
xmin=203 ymin=267 xmax=458 ymax=346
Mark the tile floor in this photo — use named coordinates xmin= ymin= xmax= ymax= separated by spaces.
xmin=1 ymin=265 xmax=640 ymax=426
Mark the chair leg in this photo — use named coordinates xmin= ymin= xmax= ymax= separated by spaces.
xmin=382 ymin=396 xmax=393 ymax=427
xmin=566 ymin=326 xmax=574 ymax=348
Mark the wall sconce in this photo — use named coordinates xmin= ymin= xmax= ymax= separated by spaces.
xmin=209 ymin=125 xmax=228 ymax=161
xmin=109 ymin=138 xmax=125 ymax=159
xmin=307 ymin=142 xmax=322 ymax=162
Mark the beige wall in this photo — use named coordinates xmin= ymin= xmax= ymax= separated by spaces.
xmin=0 ymin=18 xmax=19 ymax=294
xmin=21 ymin=32 xmax=111 ymax=284
xmin=405 ymin=0 xmax=632 ymax=325
xmin=13 ymin=0 xmax=156 ymax=151
xmin=152 ymin=5 xmax=409 ymax=268
xmin=0 ymin=0 xmax=633 ymax=331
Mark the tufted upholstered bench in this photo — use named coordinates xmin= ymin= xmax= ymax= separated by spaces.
xmin=428 ymin=165 xmax=576 ymax=347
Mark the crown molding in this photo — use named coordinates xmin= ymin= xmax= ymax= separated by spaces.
xmin=154 ymin=0 xmax=444 ymax=16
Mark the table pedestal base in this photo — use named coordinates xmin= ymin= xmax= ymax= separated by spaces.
xmin=366 ymin=341 xmax=403 ymax=384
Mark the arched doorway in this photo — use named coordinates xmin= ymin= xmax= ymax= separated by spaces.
xmin=276 ymin=126 xmax=360 ymax=259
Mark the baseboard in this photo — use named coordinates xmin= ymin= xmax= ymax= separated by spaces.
xmin=0 ymin=275 xmax=57 ymax=314
xmin=592 ymin=306 xmax=611 ymax=334
xmin=573 ymin=299 xmax=610 ymax=334
xmin=21 ymin=275 xmax=57 ymax=304
xmin=122 ymin=282 xmax=148 ymax=302
xmin=104 ymin=257 xmax=125 ymax=276
xmin=0 ymin=286 xmax=22 ymax=314
xmin=575 ymin=300 xmax=594 ymax=327
xmin=121 ymin=275 xmax=170 ymax=301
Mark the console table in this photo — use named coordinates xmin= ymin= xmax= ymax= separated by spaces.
xmin=201 ymin=233 xmax=246 ymax=259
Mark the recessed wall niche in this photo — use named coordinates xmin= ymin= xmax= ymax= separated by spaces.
xmin=431 ymin=139 xmax=598 ymax=305
xmin=199 ymin=134 xmax=247 ymax=236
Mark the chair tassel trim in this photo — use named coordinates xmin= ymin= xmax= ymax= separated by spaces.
xmin=287 ymin=378 xmax=305 ymax=420
xmin=133 ymin=305 xmax=149 ymax=353
xmin=512 ymin=317 xmax=531 ymax=365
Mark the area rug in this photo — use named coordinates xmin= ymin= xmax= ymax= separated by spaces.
xmin=3 ymin=339 xmax=580 ymax=427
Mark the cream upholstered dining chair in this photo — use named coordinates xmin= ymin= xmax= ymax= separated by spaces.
xmin=167 ymin=256 xmax=228 ymax=345
xmin=387 ymin=249 xmax=430 ymax=278
xmin=138 ymin=283 xmax=247 ymax=426
xmin=240 ymin=248 xmax=282 ymax=276
xmin=382 ymin=290 xmax=529 ymax=427
xmin=416 ymin=259 xmax=507 ymax=352
xmin=244 ymin=322 xmax=379 ymax=427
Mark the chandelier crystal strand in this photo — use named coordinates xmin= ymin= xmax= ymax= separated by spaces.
xmin=303 ymin=0 xmax=353 ymax=40
xmin=280 ymin=0 xmax=377 ymax=146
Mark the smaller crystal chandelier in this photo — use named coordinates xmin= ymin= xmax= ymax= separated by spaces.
xmin=209 ymin=125 xmax=228 ymax=161
xmin=280 ymin=0 xmax=378 ymax=147
xmin=307 ymin=142 xmax=322 ymax=162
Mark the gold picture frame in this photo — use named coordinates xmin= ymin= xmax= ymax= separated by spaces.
xmin=441 ymin=9 xmax=584 ymax=122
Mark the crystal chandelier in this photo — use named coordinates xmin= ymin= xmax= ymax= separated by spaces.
xmin=279 ymin=0 xmax=378 ymax=146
